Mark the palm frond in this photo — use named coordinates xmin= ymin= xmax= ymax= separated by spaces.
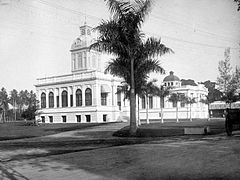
xmin=143 ymin=37 xmax=174 ymax=57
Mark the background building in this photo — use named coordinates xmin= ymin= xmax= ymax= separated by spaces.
xmin=138 ymin=71 xmax=209 ymax=122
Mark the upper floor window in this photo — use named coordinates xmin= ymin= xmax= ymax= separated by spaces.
xmin=78 ymin=52 xmax=82 ymax=69
xmin=81 ymin=29 xmax=85 ymax=35
xmin=62 ymin=90 xmax=68 ymax=107
xmin=72 ymin=54 xmax=76 ymax=70
xmin=76 ymin=89 xmax=82 ymax=106
xmin=101 ymin=93 xmax=107 ymax=106
xmin=41 ymin=92 xmax=46 ymax=108
xmin=87 ymin=29 xmax=91 ymax=35
xmin=49 ymin=92 xmax=54 ymax=108
xmin=85 ymin=88 xmax=92 ymax=106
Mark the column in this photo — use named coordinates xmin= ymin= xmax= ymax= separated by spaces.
xmin=59 ymin=88 xmax=62 ymax=108
xmin=112 ymin=85 xmax=118 ymax=106
xmin=82 ymin=86 xmax=85 ymax=106
xmin=37 ymin=90 xmax=41 ymax=108
xmin=68 ymin=86 xmax=72 ymax=107
xmin=92 ymin=84 xmax=99 ymax=106
xmin=54 ymin=88 xmax=58 ymax=108
xmin=73 ymin=86 xmax=76 ymax=107
xmin=46 ymin=89 xmax=49 ymax=108
xmin=96 ymin=84 xmax=101 ymax=106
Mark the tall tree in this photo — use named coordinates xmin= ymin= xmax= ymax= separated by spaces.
xmin=158 ymin=86 xmax=170 ymax=123
xmin=217 ymin=48 xmax=239 ymax=104
xmin=9 ymin=89 xmax=19 ymax=121
xmin=140 ymin=79 xmax=160 ymax=124
xmin=0 ymin=87 xmax=9 ymax=122
xmin=185 ymin=97 xmax=196 ymax=121
xmin=19 ymin=90 xmax=29 ymax=113
xmin=217 ymin=48 xmax=232 ymax=93
xmin=201 ymin=80 xmax=222 ymax=103
xmin=234 ymin=0 xmax=240 ymax=11
xmin=168 ymin=93 xmax=186 ymax=122
xmin=91 ymin=0 xmax=173 ymax=135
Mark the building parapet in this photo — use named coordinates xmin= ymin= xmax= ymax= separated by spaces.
xmin=36 ymin=70 xmax=121 ymax=86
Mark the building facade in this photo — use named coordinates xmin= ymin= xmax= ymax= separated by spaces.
xmin=36 ymin=24 xmax=209 ymax=123
xmin=138 ymin=71 xmax=209 ymax=121
xmin=35 ymin=24 xmax=128 ymax=123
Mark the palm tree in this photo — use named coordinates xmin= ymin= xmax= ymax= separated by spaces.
xmin=140 ymin=79 xmax=160 ymax=124
xmin=10 ymin=89 xmax=19 ymax=121
xmin=91 ymin=0 xmax=173 ymax=135
xmin=168 ymin=93 xmax=186 ymax=122
xmin=158 ymin=86 xmax=170 ymax=123
xmin=185 ymin=97 xmax=196 ymax=121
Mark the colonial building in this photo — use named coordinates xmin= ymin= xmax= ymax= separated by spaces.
xmin=36 ymin=24 xmax=209 ymax=123
xmin=35 ymin=24 xmax=127 ymax=123
xmin=138 ymin=71 xmax=209 ymax=121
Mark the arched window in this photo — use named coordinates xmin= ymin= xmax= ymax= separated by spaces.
xmin=49 ymin=92 xmax=54 ymax=108
xmin=62 ymin=90 xmax=68 ymax=107
xmin=85 ymin=88 xmax=92 ymax=106
xmin=76 ymin=89 xmax=82 ymax=106
xmin=41 ymin=92 xmax=46 ymax=108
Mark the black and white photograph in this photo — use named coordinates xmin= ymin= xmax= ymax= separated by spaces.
xmin=0 ymin=0 xmax=240 ymax=179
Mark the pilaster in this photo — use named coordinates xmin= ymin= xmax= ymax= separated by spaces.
xmin=59 ymin=88 xmax=62 ymax=108
xmin=73 ymin=86 xmax=76 ymax=107
xmin=54 ymin=88 xmax=58 ymax=108
xmin=46 ymin=89 xmax=49 ymax=108
xmin=68 ymin=86 xmax=72 ymax=107
xmin=82 ymin=86 xmax=86 ymax=106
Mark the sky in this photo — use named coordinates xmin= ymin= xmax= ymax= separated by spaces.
xmin=0 ymin=0 xmax=240 ymax=92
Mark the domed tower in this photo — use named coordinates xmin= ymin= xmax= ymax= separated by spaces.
xmin=163 ymin=71 xmax=181 ymax=87
xmin=70 ymin=23 xmax=101 ymax=73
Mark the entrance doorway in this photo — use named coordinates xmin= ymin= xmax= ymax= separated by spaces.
xmin=86 ymin=115 xmax=91 ymax=122
xmin=103 ymin=114 xmax=107 ymax=122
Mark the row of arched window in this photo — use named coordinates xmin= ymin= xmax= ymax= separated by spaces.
xmin=40 ymin=88 xmax=92 ymax=108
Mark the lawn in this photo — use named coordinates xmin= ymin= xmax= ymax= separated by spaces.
xmin=0 ymin=118 xmax=227 ymax=141
xmin=114 ymin=118 xmax=227 ymax=137
xmin=0 ymin=121 xmax=109 ymax=141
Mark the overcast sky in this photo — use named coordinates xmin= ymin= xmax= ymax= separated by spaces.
xmin=0 ymin=0 xmax=240 ymax=92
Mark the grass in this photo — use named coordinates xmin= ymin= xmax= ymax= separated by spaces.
xmin=0 ymin=121 xmax=110 ymax=141
xmin=0 ymin=118 xmax=227 ymax=141
xmin=113 ymin=118 xmax=226 ymax=137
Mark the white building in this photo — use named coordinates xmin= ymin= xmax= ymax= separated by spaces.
xmin=138 ymin=71 xmax=209 ymax=122
xmin=35 ymin=24 xmax=209 ymax=123
xmin=35 ymin=24 xmax=128 ymax=123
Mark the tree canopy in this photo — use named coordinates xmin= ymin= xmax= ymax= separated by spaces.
xmin=91 ymin=0 xmax=173 ymax=135
xmin=216 ymin=48 xmax=240 ymax=103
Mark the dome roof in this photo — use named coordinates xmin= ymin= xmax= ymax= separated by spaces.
xmin=163 ymin=71 xmax=180 ymax=82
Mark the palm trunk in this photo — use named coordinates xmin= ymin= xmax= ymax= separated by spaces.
xmin=146 ymin=95 xmax=149 ymax=124
xmin=161 ymin=97 xmax=164 ymax=123
xmin=176 ymin=106 xmax=179 ymax=123
xmin=190 ymin=104 xmax=192 ymax=121
xmin=161 ymin=107 xmax=164 ymax=123
xmin=3 ymin=110 xmax=6 ymax=123
xmin=129 ymin=58 xmax=137 ymax=135
xmin=138 ymin=95 xmax=141 ymax=126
